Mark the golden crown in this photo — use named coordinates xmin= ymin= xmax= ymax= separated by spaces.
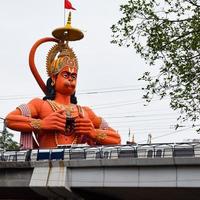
xmin=46 ymin=12 xmax=84 ymax=77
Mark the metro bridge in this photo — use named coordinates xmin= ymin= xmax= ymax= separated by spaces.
xmin=1 ymin=143 xmax=200 ymax=200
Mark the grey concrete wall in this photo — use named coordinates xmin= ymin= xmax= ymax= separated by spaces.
xmin=1 ymin=157 xmax=200 ymax=199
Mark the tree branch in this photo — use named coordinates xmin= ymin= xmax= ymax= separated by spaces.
xmin=185 ymin=0 xmax=200 ymax=7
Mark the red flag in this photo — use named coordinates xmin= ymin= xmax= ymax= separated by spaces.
xmin=65 ymin=0 xmax=76 ymax=10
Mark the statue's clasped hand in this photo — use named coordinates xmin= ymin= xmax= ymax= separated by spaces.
xmin=40 ymin=109 xmax=66 ymax=132
xmin=74 ymin=117 xmax=95 ymax=137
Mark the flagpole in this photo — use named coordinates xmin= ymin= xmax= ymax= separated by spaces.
xmin=64 ymin=0 xmax=76 ymax=25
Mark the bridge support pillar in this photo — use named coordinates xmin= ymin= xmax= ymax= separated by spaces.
xmin=29 ymin=161 xmax=77 ymax=199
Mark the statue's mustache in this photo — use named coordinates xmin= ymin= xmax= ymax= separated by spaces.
xmin=64 ymin=81 xmax=75 ymax=87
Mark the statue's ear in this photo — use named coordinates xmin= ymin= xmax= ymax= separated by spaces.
xmin=51 ymin=75 xmax=56 ymax=86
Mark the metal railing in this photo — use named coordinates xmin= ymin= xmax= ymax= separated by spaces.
xmin=1 ymin=142 xmax=200 ymax=162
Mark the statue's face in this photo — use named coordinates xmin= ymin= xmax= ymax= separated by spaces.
xmin=54 ymin=66 xmax=77 ymax=96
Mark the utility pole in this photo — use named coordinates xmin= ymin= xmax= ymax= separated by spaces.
xmin=126 ymin=129 xmax=136 ymax=145
xmin=147 ymin=133 xmax=152 ymax=144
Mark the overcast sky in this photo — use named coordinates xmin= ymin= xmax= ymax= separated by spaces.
xmin=0 ymin=0 xmax=199 ymax=144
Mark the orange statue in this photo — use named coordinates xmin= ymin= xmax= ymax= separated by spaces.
xmin=5 ymin=13 xmax=121 ymax=149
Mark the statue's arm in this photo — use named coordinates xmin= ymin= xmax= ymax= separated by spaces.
xmin=75 ymin=106 xmax=121 ymax=145
xmin=5 ymin=98 xmax=43 ymax=132
xmin=5 ymin=98 xmax=66 ymax=133
xmin=91 ymin=125 xmax=121 ymax=145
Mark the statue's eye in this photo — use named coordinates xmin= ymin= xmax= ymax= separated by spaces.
xmin=71 ymin=73 xmax=77 ymax=80
xmin=61 ymin=72 xmax=77 ymax=80
xmin=62 ymin=72 xmax=69 ymax=78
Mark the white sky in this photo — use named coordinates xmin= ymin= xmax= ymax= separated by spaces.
xmin=0 ymin=0 xmax=199 ymax=144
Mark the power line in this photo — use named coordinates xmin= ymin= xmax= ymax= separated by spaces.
xmin=77 ymin=84 xmax=145 ymax=92
xmin=116 ymin=127 xmax=181 ymax=132
xmin=106 ymin=116 xmax=178 ymax=124
xmin=88 ymin=98 xmax=143 ymax=108
xmin=100 ymin=105 xmax=175 ymax=116
xmin=104 ymin=112 xmax=178 ymax=119
xmin=137 ymin=127 xmax=194 ymax=143
xmin=0 ymin=85 xmax=145 ymax=101
xmin=91 ymin=97 xmax=170 ymax=110
xmin=77 ymin=88 xmax=142 ymax=95
xmin=91 ymin=100 xmax=151 ymax=110
xmin=88 ymin=96 xmax=169 ymax=108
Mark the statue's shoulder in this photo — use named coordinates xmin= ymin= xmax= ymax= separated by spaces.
xmin=28 ymin=98 xmax=44 ymax=105
xmin=27 ymin=98 xmax=47 ymax=112
xmin=81 ymin=106 xmax=94 ymax=113
xmin=81 ymin=106 xmax=102 ymax=127
xmin=81 ymin=106 xmax=98 ymax=118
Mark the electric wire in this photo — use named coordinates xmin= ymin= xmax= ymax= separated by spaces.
xmin=108 ymin=117 xmax=179 ymax=124
xmin=104 ymin=112 xmax=178 ymax=119
xmin=138 ymin=127 xmax=194 ymax=143
xmin=0 ymin=85 xmax=145 ymax=100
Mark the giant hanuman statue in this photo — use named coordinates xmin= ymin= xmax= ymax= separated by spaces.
xmin=5 ymin=12 xmax=121 ymax=149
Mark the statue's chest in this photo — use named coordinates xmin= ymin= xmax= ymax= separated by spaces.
xmin=40 ymin=100 xmax=82 ymax=119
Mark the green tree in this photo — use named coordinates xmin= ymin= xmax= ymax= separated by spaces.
xmin=0 ymin=120 xmax=19 ymax=151
xmin=111 ymin=0 xmax=200 ymax=129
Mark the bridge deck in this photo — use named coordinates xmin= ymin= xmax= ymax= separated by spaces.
xmin=1 ymin=157 xmax=200 ymax=199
